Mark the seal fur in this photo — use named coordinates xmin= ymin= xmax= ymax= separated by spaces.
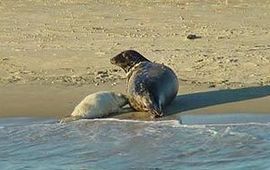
xmin=59 ymin=91 xmax=128 ymax=123
xmin=110 ymin=50 xmax=179 ymax=117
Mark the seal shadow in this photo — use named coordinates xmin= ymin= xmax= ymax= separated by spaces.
xmin=165 ymin=85 xmax=270 ymax=116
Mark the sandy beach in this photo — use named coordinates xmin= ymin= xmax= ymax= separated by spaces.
xmin=1 ymin=0 xmax=270 ymax=120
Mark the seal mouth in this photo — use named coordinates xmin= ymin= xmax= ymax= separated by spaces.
xmin=110 ymin=57 xmax=116 ymax=64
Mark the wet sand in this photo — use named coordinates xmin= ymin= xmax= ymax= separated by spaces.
xmin=1 ymin=82 xmax=270 ymax=122
xmin=1 ymin=0 xmax=270 ymax=122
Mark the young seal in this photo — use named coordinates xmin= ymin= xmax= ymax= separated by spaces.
xmin=59 ymin=91 xmax=129 ymax=123
xmin=110 ymin=50 xmax=179 ymax=118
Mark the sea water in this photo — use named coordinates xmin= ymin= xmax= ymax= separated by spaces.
xmin=0 ymin=117 xmax=270 ymax=170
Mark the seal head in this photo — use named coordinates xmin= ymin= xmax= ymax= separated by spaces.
xmin=110 ymin=50 xmax=150 ymax=73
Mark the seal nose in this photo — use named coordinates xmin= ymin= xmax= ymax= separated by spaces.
xmin=110 ymin=57 xmax=116 ymax=64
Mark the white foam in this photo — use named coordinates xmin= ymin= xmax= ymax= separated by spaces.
xmin=77 ymin=118 xmax=183 ymax=127
xmin=207 ymin=129 xmax=218 ymax=136
xmin=89 ymin=118 xmax=174 ymax=123
xmin=68 ymin=118 xmax=270 ymax=129
xmin=77 ymin=118 xmax=213 ymax=129
xmin=204 ymin=122 xmax=270 ymax=127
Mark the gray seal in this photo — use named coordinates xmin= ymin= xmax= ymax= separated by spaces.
xmin=110 ymin=50 xmax=179 ymax=118
xmin=59 ymin=91 xmax=129 ymax=123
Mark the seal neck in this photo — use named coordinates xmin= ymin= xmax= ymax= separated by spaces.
xmin=126 ymin=62 xmax=141 ymax=80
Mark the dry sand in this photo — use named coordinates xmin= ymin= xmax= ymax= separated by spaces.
xmin=1 ymin=0 xmax=270 ymax=120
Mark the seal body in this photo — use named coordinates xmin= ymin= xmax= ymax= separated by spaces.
xmin=111 ymin=50 xmax=179 ymax=117
xmin=60 ymin=91 xmax=128 ymax=123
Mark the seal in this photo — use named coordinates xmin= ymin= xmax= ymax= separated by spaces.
xmin=110 ymin=50 xmax=179 ymax=118
xmin=59 ymin=91 xmax=129 ymax=123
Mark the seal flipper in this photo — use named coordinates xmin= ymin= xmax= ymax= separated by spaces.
xmin=131 ymin=83 xmax=164 ymax=118
xmin=58 ymin=116 xmax=81 ymax=124
xmin=142 ymin=93 xmax=163 ymax=118
xmin=148 ymin=99 xmax=164 ymax=118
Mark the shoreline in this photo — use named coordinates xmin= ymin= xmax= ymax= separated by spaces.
xmin=1 ymin=82 xmax=269 ymax=121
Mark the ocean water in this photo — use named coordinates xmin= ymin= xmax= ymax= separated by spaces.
xmin=0 ymin=117 xmax=270 ymax=170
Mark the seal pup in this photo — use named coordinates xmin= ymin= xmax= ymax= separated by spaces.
xmin=59 ymin=91 xmax=129 ymax=123
xmin=110 ymin=50 xmax=179 ymax=118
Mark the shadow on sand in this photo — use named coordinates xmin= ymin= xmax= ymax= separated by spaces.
xmin=165 ymin=85 xmax=270 ymax=116
xmin=113 ymin=85 xmax=270 ymax=121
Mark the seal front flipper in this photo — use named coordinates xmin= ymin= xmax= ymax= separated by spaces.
xmin=58 ymin=116 xmax=81 ymax=124
xmin=149 ymin=103 xmax=163 ymax=118
xmin=129 ymin=91 xmax=164 ymax=118
xmin=146 ymin=95 xmax=164 ymax=118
